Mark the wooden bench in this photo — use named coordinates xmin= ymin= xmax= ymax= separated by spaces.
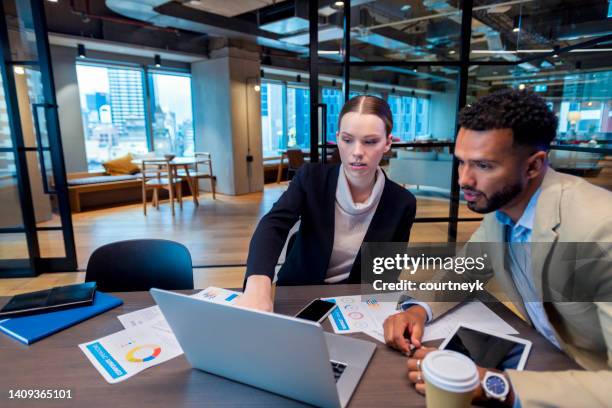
xmin=67 ymin=171 xmax=190 ymax=213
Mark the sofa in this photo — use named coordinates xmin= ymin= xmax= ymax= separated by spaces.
xmin=387 ymin=150 xmax=454 ymax=191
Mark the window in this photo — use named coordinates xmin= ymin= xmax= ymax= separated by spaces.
xmin=260 ymin=81 xmax=311 ymax=157
xmin=76 ymin=62 xmax=195 ymax=171
xmin=286 ymin=86 xmax=310 ymax=149
xmin=322 ymin=87 xmax=343 ymax=142
xmin=76 ymin=64 xmax=147 ymax=170
xmin=260 ymin=82 xmax=284 ymax=158
xmin=388 ymin=94 xmax=413 ymax=140
xmin=149 ymin=72 xmax=194 ymax=156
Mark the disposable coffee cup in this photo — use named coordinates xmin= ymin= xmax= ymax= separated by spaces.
xmin=421 ymin=350 xmax=480 ymax=408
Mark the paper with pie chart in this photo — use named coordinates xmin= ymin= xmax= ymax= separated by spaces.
xmin=323 ymin=295 xmax=386 ymax=334
xmin=79 ymin=324 xmax=183 ymax=384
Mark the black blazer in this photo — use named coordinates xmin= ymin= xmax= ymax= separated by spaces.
xmin=245 ymin=163 xmax=416 ymax=285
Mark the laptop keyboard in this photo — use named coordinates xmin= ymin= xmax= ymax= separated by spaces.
xmin=330 ymin=360 xmax=347 ymax=382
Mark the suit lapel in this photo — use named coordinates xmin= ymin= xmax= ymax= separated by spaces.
xmin=530 ymin=169 xmax=562 ymax=298
xmin=319 ymin=165 xmax=340 ymax=282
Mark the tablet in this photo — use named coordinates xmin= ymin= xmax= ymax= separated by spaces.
xmin=0 ymin=282 xmax=97 ymax=318
xmin=439 ymin=324 xmax=532 ymax=371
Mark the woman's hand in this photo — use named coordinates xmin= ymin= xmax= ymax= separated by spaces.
xmin=234 ymin=275 xmax=274 ymax=312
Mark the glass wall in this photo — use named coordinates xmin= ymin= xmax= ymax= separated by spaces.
xmin=76 ymin=62 xmax=195 ymax=170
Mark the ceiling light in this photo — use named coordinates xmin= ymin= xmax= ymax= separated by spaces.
xmin=334 ymin=1 xmax=344 ymax=7
xmin=77 ymin=43 xmax=86 ymax=58
xmin=448 ymin=50 xmax=456 ymax=55
xmin=518 ymin=83 xmax=526 ymax=90
xmin=512 ymin=15 xmax=521 ymax=33
xmin=47 ymin=0 xmax=59 ymax=3
xmin=400 ymin=4 xmax=411 ymax=12
xmin=587 ymin=101 xmax=593 ymax=107
xmin=254 ymin=84 xmax=261 ymax=92
xmin=14 ymin=66 xmax=25 ymax=75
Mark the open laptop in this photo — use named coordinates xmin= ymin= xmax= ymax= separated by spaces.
xmin=151 ymin=288 xmax=376 ymax=408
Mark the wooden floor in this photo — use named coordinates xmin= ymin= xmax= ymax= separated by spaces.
xmin=0 ymin=182 xmax=479 ymax=295
xmin=3 ymin=159 xmax=610 ymax=296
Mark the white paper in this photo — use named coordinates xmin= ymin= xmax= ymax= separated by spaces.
xmin=117 ymin=287 xmax=241 ymax=330
xmin=325 ymin=294 xmax=518 ymax=345
xmin=422 ymin=301 xmax=518 ymax=342
xmin=79 ymin=324 xmax=183 ymax=384
xmin=323 ymin=294 xmax=399 ymax=335
xmin=83 ymin=287 xmax=242 ymax=384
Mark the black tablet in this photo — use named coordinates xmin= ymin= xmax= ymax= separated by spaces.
xmin=439 ymin=324 xmax=532 ymax=370
xmin=0 ymin=282 xmax=97 ymax=318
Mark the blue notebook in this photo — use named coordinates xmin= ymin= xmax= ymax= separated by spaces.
xmin=0 ymin=291 xmax=123 ymax=345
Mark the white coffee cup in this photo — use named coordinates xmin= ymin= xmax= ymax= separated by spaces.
xmin=421 ymin=350 xmax=480 ymax=408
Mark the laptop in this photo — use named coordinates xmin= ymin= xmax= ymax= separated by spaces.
xmin=151 ymin=288 xmax=376 ymax=408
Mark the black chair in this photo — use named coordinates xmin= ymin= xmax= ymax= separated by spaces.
xmin=85 ymin=239 xmax=194 ymax=292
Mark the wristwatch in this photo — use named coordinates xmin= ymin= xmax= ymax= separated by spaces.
xmin=481 ymin=371 xmax=509 ymax=402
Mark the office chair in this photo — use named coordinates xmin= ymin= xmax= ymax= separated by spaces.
xmin=85 ymin=239 xmax=194 ymax=292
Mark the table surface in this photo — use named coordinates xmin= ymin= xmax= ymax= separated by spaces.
xmin=131 ymin=157 xmax=206 ymax=165
xmin=0 ymin=285 xmax=580 ymax=408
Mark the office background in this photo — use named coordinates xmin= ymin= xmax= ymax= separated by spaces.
xmin=0 ymin=0 xmax=610 ymax=285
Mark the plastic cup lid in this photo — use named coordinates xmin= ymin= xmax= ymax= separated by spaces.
xmin=422 ymin=350 xmax=480 ymax=393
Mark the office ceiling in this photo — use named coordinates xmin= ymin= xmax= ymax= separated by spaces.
xmin=38 ymin=0 xmax=612 ymax=94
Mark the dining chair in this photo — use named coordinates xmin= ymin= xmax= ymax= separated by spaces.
xmin=286 ymin=149 xmax=305 ymax=180
xmin=176 ymin=152 xmax=216 ymax=200
xmin=141 ymin=159 xmax=183 ymax=215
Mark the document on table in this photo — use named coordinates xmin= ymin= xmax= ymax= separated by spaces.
xmin=81 ymin=287 xmax=241 ymax=383
xmin=324 ymin=295 xmax=518 ymax=344
xmin=79 ymin=324 xmax=183 ymax=384
xmin=117 ymin=287 xmax=241 ymax=329
xmin=322 ymin=294 xmax=397 ymax=342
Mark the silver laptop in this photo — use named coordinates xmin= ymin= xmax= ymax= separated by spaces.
xmin=151 ymin=288 xmax=376 ymax=408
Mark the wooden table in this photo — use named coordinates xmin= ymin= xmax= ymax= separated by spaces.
xmin=133 ymin=157 xmax=208 ymax=206
xmin=0 ymin=285 xmax=580 ymax=407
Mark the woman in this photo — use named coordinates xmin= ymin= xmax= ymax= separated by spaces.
xmin=236 ymin=95 xmax=416 ymax=311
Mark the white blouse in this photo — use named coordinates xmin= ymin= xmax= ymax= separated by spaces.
xmin=325 ymin=166 xmax=385 ymax=283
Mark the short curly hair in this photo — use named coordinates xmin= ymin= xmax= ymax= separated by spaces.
xmin=458 ymin=89 xmax=558 ymax=151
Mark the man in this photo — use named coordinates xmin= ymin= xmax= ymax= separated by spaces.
xmin=384 ymin=89 xmax=612 ymax=407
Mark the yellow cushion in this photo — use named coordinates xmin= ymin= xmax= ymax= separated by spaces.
xmin=102 ymin=154 xmax=140 ymax=175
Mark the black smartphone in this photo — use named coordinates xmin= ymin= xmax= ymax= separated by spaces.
xmin=295 ymin=299 xmax=337 ymax=323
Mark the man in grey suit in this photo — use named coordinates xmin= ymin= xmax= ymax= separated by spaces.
xmin=384 ymin=89 xmax=612 ymax=407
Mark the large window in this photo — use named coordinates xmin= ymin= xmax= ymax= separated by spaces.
xmin=149 ymin=72 xmax=194 ymax=157
xmin=322 ymin=87 xmax=343 ymax=142
xmin=260 ymin=82 xmax=284 ymax=157
xmin=261 ymin=80 xmax=433 ymax=156
xmin=286 ymin=86 xmax=310 ymax=149
xmin=260 ymin=81 xmax=311 ymax=157
xmin=76 ymin=62 xmax=195 ymax=171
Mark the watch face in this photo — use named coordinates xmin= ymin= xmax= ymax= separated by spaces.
xmin=485 ymin=375 xmax=507 ymax=395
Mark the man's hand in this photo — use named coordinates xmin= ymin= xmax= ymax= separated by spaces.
xmin=407 ymin=354 xmax=511 ymax=404
xmin=233 ymin=275 xmax=273 ymax=312
xmin=383 ymin=306 xmax=427 ymax=353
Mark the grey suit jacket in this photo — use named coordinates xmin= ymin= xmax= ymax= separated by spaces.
xmin=420 ymin=169 xmax=612 ymax=407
